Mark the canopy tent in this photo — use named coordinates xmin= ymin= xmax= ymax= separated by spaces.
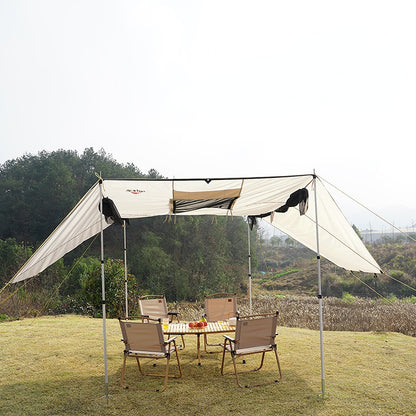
xmin=11 ymin=174 xmax=381 ymax=284
xmin=9 ymin=173 xmax=382 ymax=397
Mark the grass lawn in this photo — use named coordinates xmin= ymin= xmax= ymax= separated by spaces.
xmin=1 ymin=315 xmax=415 ymax=415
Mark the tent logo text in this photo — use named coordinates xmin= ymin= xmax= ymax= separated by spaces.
xmin=126 ymin=189 xmax=146 ymax=195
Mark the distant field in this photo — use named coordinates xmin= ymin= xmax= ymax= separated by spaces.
xmin=1 ymin=315 xmax=415 ymax=416
xmin=171 ymin=295 xmax=416 ymax=337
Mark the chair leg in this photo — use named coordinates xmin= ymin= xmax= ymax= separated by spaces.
xmin=205 ymin=335 xmax=220 ymax=352
xmin=204 ymin=332 xmax=222 ymax=353
xmin=173 ymin=341 xmax=183 ymax=378
xmin=121 ymin=354 xmax=128 ymax=388
xmin=180 ymin=335 xmax=186 ymax=349
xmin=136 ymin=356 xmax=144 ymax=375
xmin=231 ymin=353 xmax=245 ymax=388
xmin=121 ymin=353 xmax=181 ymax=392
xmin=227 ymin=350 xmax=282 ymax=388
xmin=160 ymin=357 xmax=170 ymax=392
xmin=254 ymin=352 xmax=266 ymax=372
xmin=273 ymin=346 xmax=282 ymax=382
xmin=220 ymin=340 xmax=228 ymax=375
xmin=159 ymin=344 xmax=185 ymax=391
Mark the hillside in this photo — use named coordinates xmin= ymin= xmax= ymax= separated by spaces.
xmin=254 ymin=243 xmax=416 ymax=299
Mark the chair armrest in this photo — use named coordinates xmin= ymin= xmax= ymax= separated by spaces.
xmin=164 ymin=336 xmax=177 ymax=345
xmin=168 ymin=311 xmax=180 ymax=323
xmin=223 ymin=334 xmax=235 ymax=343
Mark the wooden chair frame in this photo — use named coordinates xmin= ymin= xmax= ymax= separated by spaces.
xmin=119 ymin=316 xmax=182 ymax=392
xmin=220 ymin=312 xmax=282 ymax=388
xmin=203 ymin=292 xmax=238 ymax=352
xmin=138 ymin=295 xmax=185 ymax=349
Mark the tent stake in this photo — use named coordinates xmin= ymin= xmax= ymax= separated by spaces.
xmin=99 ymin=180 xmax=110 ymax=399
xmin=313 ymin=173 xmax=326 ymax=398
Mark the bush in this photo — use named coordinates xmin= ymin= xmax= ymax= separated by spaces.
xmin=78 ymin=257 xmax=137 ymax=318
xmin=0 ymin=313 xmax=10 ymax=322
xmin=406 ymin=295 xmax=416 ymax=304
xmin=342 ymin=292 xmax=355 ymax=303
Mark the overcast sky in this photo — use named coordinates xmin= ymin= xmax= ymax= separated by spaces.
xmin=1 ymin=1 xmax=415 ymax=231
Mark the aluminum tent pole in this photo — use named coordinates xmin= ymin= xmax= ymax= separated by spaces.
xmin=99 ymin=180 xmax=109 ymax=399
xmin=247 ymin=221 xmax=252 ymax=314
xmin=123 ymin=220 xmax=129 ymax=317
xmin=313 ymin=172 xmax=326 ymax=397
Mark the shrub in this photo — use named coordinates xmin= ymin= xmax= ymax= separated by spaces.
xmin=406 ymin=295 xmax=416 ymax=304
xmin=342 ymin=292 xmax=355 ymax=303
xmin=0 ymin=313 xmax=10 ymax=322
xmin=78 ymin=257 xmax=137 ymax=318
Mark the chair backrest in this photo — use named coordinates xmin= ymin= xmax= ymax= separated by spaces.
xmin=138 ymin=295 xmax=169 ymax=320
xmin=234 ymin=313 xmax=278 ymax=350
xmin=204 ymin=293 xmax=237 ymax=322
xmin=119 ymin=319 xmax=165 ymax=354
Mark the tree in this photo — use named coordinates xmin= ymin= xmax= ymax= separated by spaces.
xmin=0 ymin=238 xmax=32 ymax=286
xmin=352 ymin=224 xmax=363 ymax=240
xmin=0 ymin=148 xmax=147 ymax=244
xmin=285 ymin=237 xmax=295 ymax=247
xmin=270 ymin=235 xmax=282 ymax=247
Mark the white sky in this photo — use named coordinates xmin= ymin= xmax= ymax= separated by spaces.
xmin=1 ymin=1 xmax=415 ymax=230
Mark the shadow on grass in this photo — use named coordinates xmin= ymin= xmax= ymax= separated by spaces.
xmin=1 ymin=355 xmax=325 ymax=416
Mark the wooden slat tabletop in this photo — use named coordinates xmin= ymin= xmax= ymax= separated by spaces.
xmin=165 ymin=321 xmax=235 ymax=334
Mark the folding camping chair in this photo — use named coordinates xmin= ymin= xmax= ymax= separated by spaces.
xmin=138 ymin=295 xmax=185 ymax=348
xmin=220 ymin=312 xmax=282 ymax=388
xmin=203 ymin=292 xmax=238 ymax=352
xmin=118 ymin=316 xmax=182 ymax=392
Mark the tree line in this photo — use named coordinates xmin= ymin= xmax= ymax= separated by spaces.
xmin=0 ymin=149 xmax=255 ymax=317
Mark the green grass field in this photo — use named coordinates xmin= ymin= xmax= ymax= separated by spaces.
xmin=1 ymin=315 xmax=415 ymax=416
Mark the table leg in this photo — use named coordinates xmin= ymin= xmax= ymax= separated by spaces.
xmin=197 ymin=333 xmax=201 ymax=366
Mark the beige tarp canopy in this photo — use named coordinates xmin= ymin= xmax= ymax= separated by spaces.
xmin=11 ymin=174 xmax=381 ymax=284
